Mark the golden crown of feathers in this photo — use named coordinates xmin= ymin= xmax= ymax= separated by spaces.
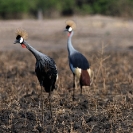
xmin=65 ymin=20 xmax=76 ymax=30
xmin=15 ymin=29 xmax=28 ymax=39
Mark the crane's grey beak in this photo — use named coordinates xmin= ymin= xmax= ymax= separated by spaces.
xmin=64 ymin=29 xmax=67 ymax=32
xmin=14 ymin=40 xmax=18 ymax=44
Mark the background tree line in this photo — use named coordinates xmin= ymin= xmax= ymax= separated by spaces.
xmin=0 ymin=0 xmax=133 ymax=19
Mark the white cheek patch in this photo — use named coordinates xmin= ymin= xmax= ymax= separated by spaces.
xmin=20 ymin=37 xmax=23 ymax=43
xmin=68 ymin=27 xmax=72 ymax=32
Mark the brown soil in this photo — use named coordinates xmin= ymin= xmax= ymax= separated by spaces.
xmin=0 ymin=16 xmax=133 ymax=132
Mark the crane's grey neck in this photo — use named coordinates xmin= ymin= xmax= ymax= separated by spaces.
xmin=67 ymin=31 xmax=76 ymax=55
xmin=23 ymin=41 xmax=44 ymax=60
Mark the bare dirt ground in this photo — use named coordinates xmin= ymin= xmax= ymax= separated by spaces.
xmin=0 ymin=16 xmax=133 ymax=132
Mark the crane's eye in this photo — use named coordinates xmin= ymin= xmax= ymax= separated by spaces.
xmin=16 ymin=35 xmax=21 ymax=40
xmin=66 ymin=25 xmax=72 ymax=32
xmin=66 ymin=25 xmax=70 ymax=30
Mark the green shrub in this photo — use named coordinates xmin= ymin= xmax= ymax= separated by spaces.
xmin=0 ymin=0 xmax=133 ymax=19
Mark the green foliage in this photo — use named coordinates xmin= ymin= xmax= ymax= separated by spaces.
xmin=0 ymin=0 xmax=133 ymax=19
xmin=81 ymin=4 xmax=93 ymax=14
xmin=92 ymin=0 xmax=109 ymax=13
xmin=60 ymin=0 xmax=76 ymax=15
xmin=0 ymin=0 xmax=36 ymax=19
xmin=92 ymin=0 xmax=133 ymax=17
xmin=37 ymin=0 xmax=60 ymax=11
xmin=107 ymin=0 xmax=133 ymax=17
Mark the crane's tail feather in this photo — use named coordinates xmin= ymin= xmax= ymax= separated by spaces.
xmin=42 ymin=78 xmax=56 ymax=92
xmin=74 ymin=68 xmax=94 ymax=86
xmin=80 ymin=70 xmax=90 ymax=86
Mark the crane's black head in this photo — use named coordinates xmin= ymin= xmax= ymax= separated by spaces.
xmin=64 ymin=20 xmax=76 ymax=36
xmin=14 ymin=35 xmax=24 ymax=44
xmin=65 ymin=25 xmax=73 ymax=33
xmin=14 ymin=29 xmax=28 ymax=48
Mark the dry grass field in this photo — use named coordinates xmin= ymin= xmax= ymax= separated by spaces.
xmin=0 ymin=16 xmax=133 ymax=132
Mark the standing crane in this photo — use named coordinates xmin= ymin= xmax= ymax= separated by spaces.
xmin=64 ymin=20 xmax=94 ymax=100
xmin=14 ymin=29 xmax=58 ymax=117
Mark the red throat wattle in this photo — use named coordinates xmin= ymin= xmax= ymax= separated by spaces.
xmin=21 ymin=44 xmax=26 ymax=48
xmin=68 ymin=32 xmax=71 ymax=36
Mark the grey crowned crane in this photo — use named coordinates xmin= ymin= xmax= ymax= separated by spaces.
xmin=14 ymin=29 xmax=58 ymax=117
xmin=64 ymin=20 xmax=94 ymax=100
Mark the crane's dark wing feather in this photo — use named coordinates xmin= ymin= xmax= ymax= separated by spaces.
xmin=70 ymin=51 xmax=89 ymax=70
xmin=35 ymin=56 xmax=57 ymax=92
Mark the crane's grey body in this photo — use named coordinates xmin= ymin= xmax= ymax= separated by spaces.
xmin=67 ymin=31 xmax=90 ymax=78
xmin=24 ymin=41 xmax=58 ymax=92
xmin=66 ymin=29 xmax=94 ymax=100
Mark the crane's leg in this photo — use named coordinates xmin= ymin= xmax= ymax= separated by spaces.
xmin=48 ymin=86 xmax=52 ymax=118
xmin=73 ymin=74 xmax=75 ymax=101
xmin=80 ymin=85 xmax=83 ymax=95
xmin=41 ymin=86 xmax=44 ymax=124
